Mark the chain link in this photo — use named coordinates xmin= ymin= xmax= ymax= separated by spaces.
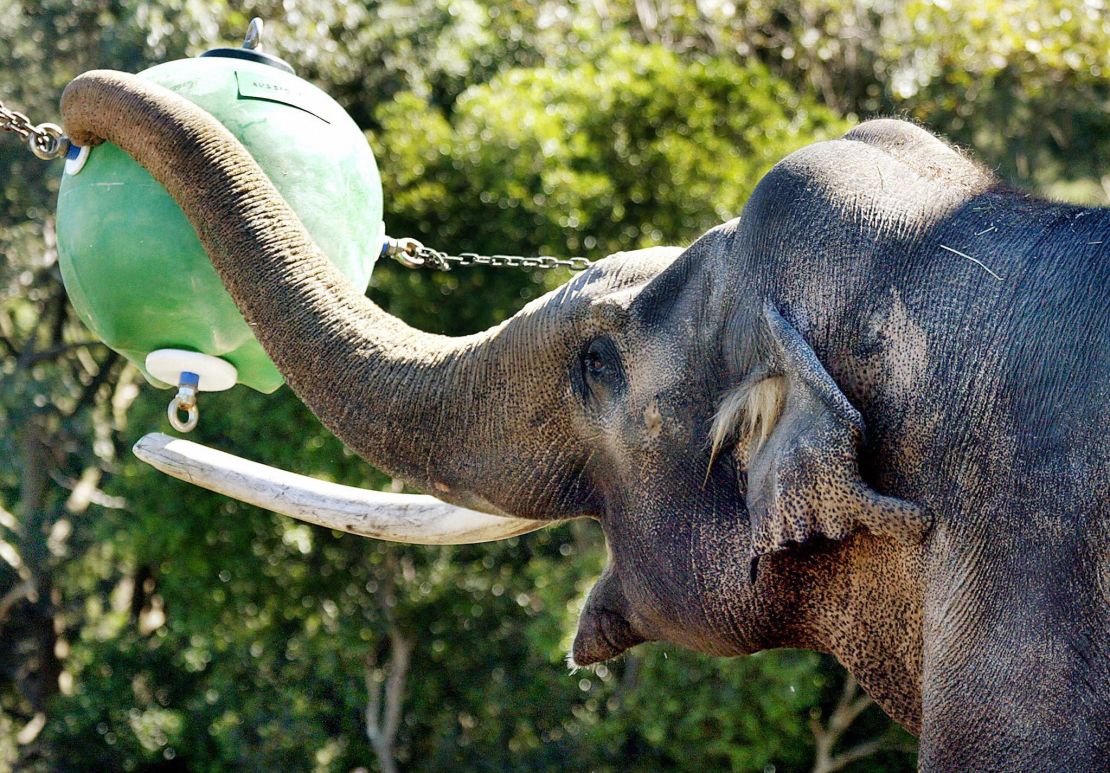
xmin=382 ymin=235 xmax=592 ymax=272
xmin=1 ymin=97 xmax=70 ymax=160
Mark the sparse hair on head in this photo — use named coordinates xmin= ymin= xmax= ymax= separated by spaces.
xmin=708 ymin=376 xmax=786 ymax=468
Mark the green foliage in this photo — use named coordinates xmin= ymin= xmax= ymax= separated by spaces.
xmin=1 ymin=1 xmax=1101 ymax=771
xmin=371 ymin=42 xmax=843 ymax=335
xmin=888 ymin=0 xmax=1110 ymax=201
xmin=378 ymin=42 xmax=843 ymax=252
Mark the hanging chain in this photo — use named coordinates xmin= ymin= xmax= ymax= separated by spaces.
xmin=382 ymin=235 xmax=593 ymax=272
xmin=0 ymin=97 xmax=70 ymax=160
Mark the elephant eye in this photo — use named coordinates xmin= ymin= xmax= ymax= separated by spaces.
xmin=583 ymin=343 xmax=608 ymax=377
xmin=578 ymin=337 xmax=623 ymax=397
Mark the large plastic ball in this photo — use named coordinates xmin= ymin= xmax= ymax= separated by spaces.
xmin=56 ymin=54 xmax=383 ymax=393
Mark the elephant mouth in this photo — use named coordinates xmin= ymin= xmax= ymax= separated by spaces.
xmin=571 ymin=607 xmax=647 ymax=667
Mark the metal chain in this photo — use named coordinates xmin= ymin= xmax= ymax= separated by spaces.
xmin=382 ymin=235 xmax=593 ymax=272
xmin=1 ymin=97 xmax=70 ymax=160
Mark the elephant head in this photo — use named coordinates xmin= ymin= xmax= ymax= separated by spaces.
xmin=62 ymin=72 xmax=1110 ymax=769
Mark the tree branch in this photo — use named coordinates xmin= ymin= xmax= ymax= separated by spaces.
xmin=0 ymin=580 xmax=36 ymax=622
xmin=825 ymin=738 xmax=887 ymax=771
xmin=24 ymin=340 xmax=107 ymax=366
xmin=809 ymin=673 xmax=888 ymax=773
xmin=364 ymin=552 xmax=413 ymax=773
xmin=383 ymin=628 xmax=413 ymax=748
xmin=65 ymin=350 xmax=120 ymax=419
xmin=365 ymin=628 xmax=413 ymax=773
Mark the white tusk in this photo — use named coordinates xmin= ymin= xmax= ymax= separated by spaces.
xmin=132 ymin=433 xmax=549 ymax=544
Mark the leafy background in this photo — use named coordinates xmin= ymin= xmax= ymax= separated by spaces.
xmin=1 ymin=1 xmax=1107 ymax=770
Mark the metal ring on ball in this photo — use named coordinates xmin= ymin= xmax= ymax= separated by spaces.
xmin=168 ymin=397 xmax=199 ymax=432
xmin=29 ymin=123 xmax=69 ymax=160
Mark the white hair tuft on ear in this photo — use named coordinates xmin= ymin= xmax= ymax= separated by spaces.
xmin=708 ymin=376 xmax=786 ymax=467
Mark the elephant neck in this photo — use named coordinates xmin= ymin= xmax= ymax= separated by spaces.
xmin=766 ymin=533 xmax=926 ymax=734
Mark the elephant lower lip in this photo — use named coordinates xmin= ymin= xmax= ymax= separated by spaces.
xmin=572 ymin=609 xmax=647 ymax=666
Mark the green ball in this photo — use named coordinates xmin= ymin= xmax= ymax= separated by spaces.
xmin=56 ymin=54 xmax=383 ymax=393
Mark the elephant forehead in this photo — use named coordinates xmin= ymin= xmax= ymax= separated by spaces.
xmin=592 ymin=246 xmax=686 ymax=283
xmin=556 ymin=246 xmax=683 ymax=300
xmin=540 ymin=278 xmax=662 ymax=333
xmin=520 ymin=245 xmax=691 ymax=338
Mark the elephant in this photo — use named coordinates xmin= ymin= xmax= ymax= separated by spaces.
xmin=60 ymin=71 xmax=1109 ymax=770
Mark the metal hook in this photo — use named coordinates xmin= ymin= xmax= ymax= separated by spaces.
xmin=168 ymin=397 xmax=199 ymax=432
xmin=167 ymin=372 xmax=201 ymax=433
xmin=381 ymin=236 xmax=428 ymax=269
xmin=243 ymin=18 xmax=264 ymax=50
xmin=28 ymin=122 xmax=69 ymax=160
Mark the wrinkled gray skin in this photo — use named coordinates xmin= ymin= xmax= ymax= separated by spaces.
xmin=62 ymin=72 xmax=1110 ymax=770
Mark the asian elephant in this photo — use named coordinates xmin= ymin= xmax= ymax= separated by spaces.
xmin=61 ymin=71 xmax=1109 ymax=770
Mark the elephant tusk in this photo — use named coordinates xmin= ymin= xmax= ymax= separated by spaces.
xmin=132 ymin=433 xmax=549 ymax=544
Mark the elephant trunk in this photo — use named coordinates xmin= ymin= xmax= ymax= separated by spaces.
xmin=60 ymin=70 xmax=516 ymax=512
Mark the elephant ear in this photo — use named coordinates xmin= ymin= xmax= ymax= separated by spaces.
xmin=739 ymin=305 xmax=929 ymax=564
